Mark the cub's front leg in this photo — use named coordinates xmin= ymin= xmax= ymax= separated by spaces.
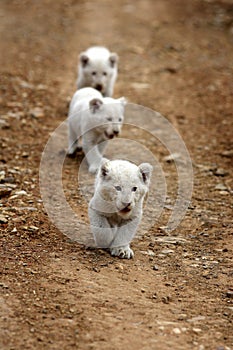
xmin=109 ymin=218 xmax=140 ymax=259
xmin=104 ymin=84 xmax=114 ymax=98
xmin=88 ymin=207 xmax=117 ymax=248
xmin=82 ymin=132 xmax=103 ymax=173
xmin=97 ymin=140 xmax=108 ymax=155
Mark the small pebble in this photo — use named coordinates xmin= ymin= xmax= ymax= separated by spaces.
xmin=213 ymin=168 xmax=228 ymax=176
xmin=30 ymin=107 xmax=45 ymax=118
xmin=28 ymin=225 xmax=39 ymax=231
xmin=2 ymin=176 xmax=15 ymax=184
xmin=173 ymin=327 xmax=181 ymax=335
xmin=215 ymin=184 xmax=228 ymax=191
xmin=93 ymin=267 xmax=99 ymax=273
xmin=163 ymin=153 xmax=181 ymax=162
xmin=193 ymin=328 xmax=202 ymax=333
xmin=161 ymin=296 xmax=171 ymax=304
xmin=226 ymin=291 xmax=233 ymax=299
xmin=161 ymin=249 xmax=174 ymax=255
xmin=115 ymin=263 xmax=124 ymax=270
xmin=0 ymin=215 xmax=8 ymax=223
xmin=177 ymin=314 xmax=187 ymax=321
xmin=0 ymin=187 xmax=12 ymax=198
xmin=220 ymin=150 xmax=233 ymax=157
xmin=219 ymin=191 xmax=229 ymax=195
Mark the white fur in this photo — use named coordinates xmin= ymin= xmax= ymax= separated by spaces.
xmin=88 ymin=159 xmax=153 ymax=258
xmin=77 ymin=46 xmax=118 ymax=97
xmin=68 ymin=87 xmax=126 ymax=173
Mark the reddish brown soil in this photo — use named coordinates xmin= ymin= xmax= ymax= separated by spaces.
xmin=0 ymin=0 xmax=233 ymax=349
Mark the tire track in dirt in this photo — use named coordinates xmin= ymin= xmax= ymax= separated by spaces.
xmin=50 ymin=1 xmax=233 ymax=349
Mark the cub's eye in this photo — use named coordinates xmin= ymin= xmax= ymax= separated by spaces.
xmin=115 ymin=186 xmax=122 ymax=191
xmin=107 ymin=117 xmax=113 ymax=121
xmin=103 ymin=72 xmax=107 ymax=76
xmin=118 ymin=117 xmax=123 ymax=122
xmin=92 ymin=71 xmax=97 ymax=75
xmin=132 ymin=187 xmax=137 ymax=192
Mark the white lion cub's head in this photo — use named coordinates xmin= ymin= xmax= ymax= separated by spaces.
xmin=95 ymin=159 xmax=153 ymax=219
xmin=79 ymin=50 xmax=118 ymax=95
xmin=89 ymin=97 xmax=126 ymax=140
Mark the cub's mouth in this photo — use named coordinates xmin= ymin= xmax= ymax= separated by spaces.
xmin=95 ymin=84 xmax=103 ymax=92
xmin=119 ymin=206 xmax=132 ymax=214
xmin=104 ymin=131 xmax=114 ymax=139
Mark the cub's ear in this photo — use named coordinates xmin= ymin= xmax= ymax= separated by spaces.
xmin=100 ymin=158 xmax=111 ymax=178
xmin=118 ymin=97 xmax=127 ymax=107
xmin=89 ymin=98 xmax=103 ymax=113
xmin=138 ymin=163 xmax=153 ymax=184
xmin=79 ymin=53 xmax=89 ymax=67
xmin=109 ymin=53 xmax=118 ymax=68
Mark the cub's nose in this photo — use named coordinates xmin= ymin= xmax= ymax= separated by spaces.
xmin=95 ymin=84 xmax=103 ymax=92
xmin=122 ymin=202 xmax=131 ymax=208
xmin=113 ymin=130 xmax=119 ymax=136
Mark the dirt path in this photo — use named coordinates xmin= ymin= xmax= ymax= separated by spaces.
xmin=0 ymin=0 xmax=233 ymax=349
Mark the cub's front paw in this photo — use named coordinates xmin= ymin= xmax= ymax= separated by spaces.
xmin=110 ymin=245 xmax=134 ymax=259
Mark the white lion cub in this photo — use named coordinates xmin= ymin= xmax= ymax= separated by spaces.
xmin=67 ymin=87 xmax=126 ymax=173
xmin=77 ymin=46 xmax=118 ymax=97
xmin=88 ymin=159 xmax=153 ymax=258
